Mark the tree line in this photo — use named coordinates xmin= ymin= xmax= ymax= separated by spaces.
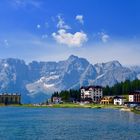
xmin=51 ymin=89 xmax=81 ymax=102
xmin=103 ymin=79 xmax=140 ymax=96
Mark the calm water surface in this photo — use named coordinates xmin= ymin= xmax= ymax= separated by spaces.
xmin=0 ymin=107 xmax=140 ymax=140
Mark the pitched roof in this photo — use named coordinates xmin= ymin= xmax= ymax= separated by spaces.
xmin=129 ymin=91 xmax=140 ymax=95
xmin=80 ymin=85 xmax=102 ymax=90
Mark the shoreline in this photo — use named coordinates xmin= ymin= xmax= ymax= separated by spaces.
xmin=0 ymin=103 xmax=140 ymax=114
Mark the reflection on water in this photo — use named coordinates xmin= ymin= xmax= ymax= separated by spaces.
xmin=0 ymin=107 xmax=140 ymax=140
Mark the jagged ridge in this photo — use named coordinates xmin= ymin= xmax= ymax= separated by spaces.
xmin=0 ymin=55 xmax=139 ymax=103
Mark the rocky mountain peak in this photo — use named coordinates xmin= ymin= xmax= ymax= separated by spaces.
xmin=0 ymin=55 xmax=138 ymax=103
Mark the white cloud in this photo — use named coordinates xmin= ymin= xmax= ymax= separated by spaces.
xmin=99 ymin=32 xmax=110 ymax=43
xmin=52 ymin=29 xmax=88 ymax=47
xmin=37 ymin=24 xmax=41 ymax=29
xmin=76 ymin=15 xmax=84 ymax=24
xmin=12 ymin=0 xmax=41 ymax=8
xmin=57 ymin=15 xmax=71 ymax=29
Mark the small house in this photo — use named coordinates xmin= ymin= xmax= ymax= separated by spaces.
xmin=129 ymin=91 xmax=140 ymax=102
xmin=114 ymin=96 xmax=126 ymax=105
xmin=100 ymin=96 xmax=114 ymax=104
xmin=52 ymin=97 xmax=62 ymax=104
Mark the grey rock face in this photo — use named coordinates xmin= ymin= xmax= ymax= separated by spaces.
xmin=0 ymin=56 xmax=138 ymax=103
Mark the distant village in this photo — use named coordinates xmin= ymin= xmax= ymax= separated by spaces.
xmin=51 ymin=85 xmax=140 ymax=108
xmin=0 ymin=85 xmax=140 ymax=110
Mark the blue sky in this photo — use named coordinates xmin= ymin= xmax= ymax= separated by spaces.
xmin=0 ymin=0 xmax=140 ymax=65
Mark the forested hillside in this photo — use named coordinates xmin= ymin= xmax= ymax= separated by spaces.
xmin=103 ymin=79 xmax=140 ymax=95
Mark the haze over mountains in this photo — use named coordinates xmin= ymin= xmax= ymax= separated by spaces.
xmin=0 ymin=55 xmax=139 ymax=103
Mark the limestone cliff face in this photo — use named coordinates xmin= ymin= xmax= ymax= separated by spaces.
xmin=0 ymin=55 xmax=137 ymax=103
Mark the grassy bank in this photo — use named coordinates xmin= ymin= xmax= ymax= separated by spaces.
xmin=6 ymin=103 xmax=124 ymax=109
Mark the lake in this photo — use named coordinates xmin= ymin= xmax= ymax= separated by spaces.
xmin=0 ymin=107 xmax=140 ymax=140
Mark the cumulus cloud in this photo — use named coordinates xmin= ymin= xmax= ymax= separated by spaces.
xmin=76 ymin=15 xmax=84 ymax=24
xmin=99 ymin=32 xmax=110 ymax=43
xmin=57 ymin=15 xmax=71 ymax=29
xmin=52 ymin=29 xmax=88 ymax=47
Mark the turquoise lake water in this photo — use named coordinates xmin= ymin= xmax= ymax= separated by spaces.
xmin=0 ymin=107 xmax=140 ymax=140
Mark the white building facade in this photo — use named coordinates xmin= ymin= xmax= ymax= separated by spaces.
xmin=114 ymin=96 xmax=126 ymax=105
xmin=52 ymin=97 xmax=62 ymax=104
xmin=81 ymin=86 xmax=103 ymax=103
xmin=129 ymin=95 xmax=134 ymax=102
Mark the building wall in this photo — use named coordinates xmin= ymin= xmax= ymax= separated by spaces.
xmin=114 ymin=99 xmax=124 ymax=105
xmin=81 ymin=87 xmax=103 ymax=102
xmin=100 ymin=96 xmax=113 ymax=104
xmin=129 ymin=95 xmax=134 ymax=102
xmin=0 ymin=94 xmax=21 ymax=105
xmin=129 ymin=94 xmax=140 ymax=102
xmin=52 ymin=97 xmax=62 ymax=104
xmin=134 ymin=94 xmax=140 ymax=102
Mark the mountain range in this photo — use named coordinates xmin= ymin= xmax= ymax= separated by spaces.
xmin=0 ymin=55 xmax=139 ymax=103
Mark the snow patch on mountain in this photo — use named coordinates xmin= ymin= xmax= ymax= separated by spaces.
xmin=26 ymin=75 xmax=60 ymax=96
xmin=0 ymin=55 xmax=139 ymax=103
